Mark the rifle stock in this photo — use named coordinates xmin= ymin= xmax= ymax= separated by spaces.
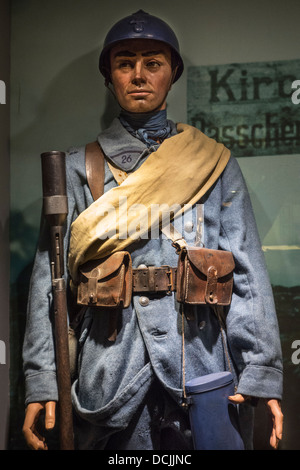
xmin=41 ymin=151 xmax=74 ymax=450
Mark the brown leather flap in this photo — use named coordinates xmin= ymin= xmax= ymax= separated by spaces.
xmin=186 ymin=247 xmax=235 ymax=279
xmin=176 ymin=246 xmax=235 ymax=306
xmin=79 ymin=252 xmax=130 ymax=280
xmin=77 ymin=251 xmax=132 ymax=308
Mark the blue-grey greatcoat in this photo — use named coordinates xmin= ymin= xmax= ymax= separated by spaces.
xmin=23 ymin=118 xmax=283 ymax=450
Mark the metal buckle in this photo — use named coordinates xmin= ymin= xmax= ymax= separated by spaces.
xmin=162 ymin=265 xmax=173 ymax=295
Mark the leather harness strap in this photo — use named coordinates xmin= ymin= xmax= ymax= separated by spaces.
xmin=85 ymin=141 xmax=105 ymax=201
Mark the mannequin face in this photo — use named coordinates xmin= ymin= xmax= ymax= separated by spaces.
xmin=110 ymin=39 xmax=174 ymax=114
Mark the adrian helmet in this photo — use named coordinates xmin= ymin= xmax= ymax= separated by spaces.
xmin=99 ymin=10 xmax=184 ymax=84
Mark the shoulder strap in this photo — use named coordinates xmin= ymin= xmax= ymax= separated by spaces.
xmin=85 ymin=141 xmax=105 ymax=201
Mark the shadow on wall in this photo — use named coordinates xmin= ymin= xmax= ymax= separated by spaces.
xmin=12 ymin=48 xmax=120 ymax=156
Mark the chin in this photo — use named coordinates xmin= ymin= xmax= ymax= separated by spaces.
xmin=126 ymin=104 xmax=154 ymax=114
xmin=124 ymin=103 xmax=164 ymax=115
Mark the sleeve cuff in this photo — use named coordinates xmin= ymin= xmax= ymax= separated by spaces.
xmin=25 ymin=371 xmax=58 ymax=406
xmin=236 ymin=365 xmax=283 ymax=400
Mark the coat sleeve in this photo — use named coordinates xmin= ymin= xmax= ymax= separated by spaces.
xmin=218 ymin=157 xmax=283 ymax=399
xmin=22 ymin=150 xmax=81 ymax=406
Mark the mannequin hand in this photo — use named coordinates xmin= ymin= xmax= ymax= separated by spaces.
xmin=264 ymin=398 xmax=283 ymax=449
xmin=228 ymin=394 xmax=283 ymax=449
xmin=22 ymin=401 xmax=56 ymax=450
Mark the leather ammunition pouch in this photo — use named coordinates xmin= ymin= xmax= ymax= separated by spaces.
xmin=176 ymin=246 xmax=235 ymax=306
xmin=77 ymin=251 xmax=132 ymax=308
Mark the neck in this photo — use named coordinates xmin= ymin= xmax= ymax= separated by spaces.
xmin=119 ymin=108 xmax=172 ymax=147
xmin=119 ymin=109 xmax=167 ymax=130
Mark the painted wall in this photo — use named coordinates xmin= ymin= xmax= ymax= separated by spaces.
xmin=9 ymin=0 xmax=300 ymax=450
xmin=0 ymin=0 xmax=11 ymax=451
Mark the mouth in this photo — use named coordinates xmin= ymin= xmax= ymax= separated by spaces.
xmin=128 ymin=90 xmax=152 ymax=97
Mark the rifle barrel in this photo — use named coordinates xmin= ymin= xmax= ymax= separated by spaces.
xmin=41 ymin=151 xmax=74 ymax=450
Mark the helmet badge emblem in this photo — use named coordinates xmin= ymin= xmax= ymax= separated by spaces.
xmin=129 ymin=10 xmax=147 ymax=33
xmin=129 ymin=18 xmax=146 ymax=33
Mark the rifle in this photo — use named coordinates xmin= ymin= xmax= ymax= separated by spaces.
xmin=41 ymin=151 xmax=74 ymax=450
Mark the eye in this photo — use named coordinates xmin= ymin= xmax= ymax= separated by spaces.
xmin=146 ymin=60 xmax=160 ymax=69
xmin=118 ymin=60 xmax=133 ymax=69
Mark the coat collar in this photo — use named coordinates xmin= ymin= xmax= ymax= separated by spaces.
xmin=97 ymin=117 xmax=177 ymax=172
xmin=97 ymin=118 xmax=154 ymax=172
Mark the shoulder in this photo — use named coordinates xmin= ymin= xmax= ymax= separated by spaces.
xmin=65 ymin=144 xmax=85 ymax=170
xmin=222 ymin=154 xmax=246 ymax=182
xmin=64 ymin=144 xmax=88 ymax=192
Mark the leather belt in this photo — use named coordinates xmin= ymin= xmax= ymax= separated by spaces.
xmin=132 ymin=266 xmax=177 ymax=294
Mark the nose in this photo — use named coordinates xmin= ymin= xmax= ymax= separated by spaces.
xmin=131 ymin=61 xmax=146 ymax=86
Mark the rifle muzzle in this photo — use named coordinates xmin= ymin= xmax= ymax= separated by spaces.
xmin=41 ymin=151 xmax=68 ymax=226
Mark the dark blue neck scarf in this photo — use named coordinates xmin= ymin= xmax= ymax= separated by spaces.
xmin=119 ymin=109 xmax=173 ymax=147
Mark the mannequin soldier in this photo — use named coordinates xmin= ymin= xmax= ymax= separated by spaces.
xmin=22 ymin=10 xmax=283 ymax=450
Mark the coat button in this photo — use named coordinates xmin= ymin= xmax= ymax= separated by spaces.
xmin=198 ymin=320 xmax=206 ymax=330
xmin=139 ymin=296 xmax=149 ymax=307
xmin=184 ymin=221 xmax=194 ymax=233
